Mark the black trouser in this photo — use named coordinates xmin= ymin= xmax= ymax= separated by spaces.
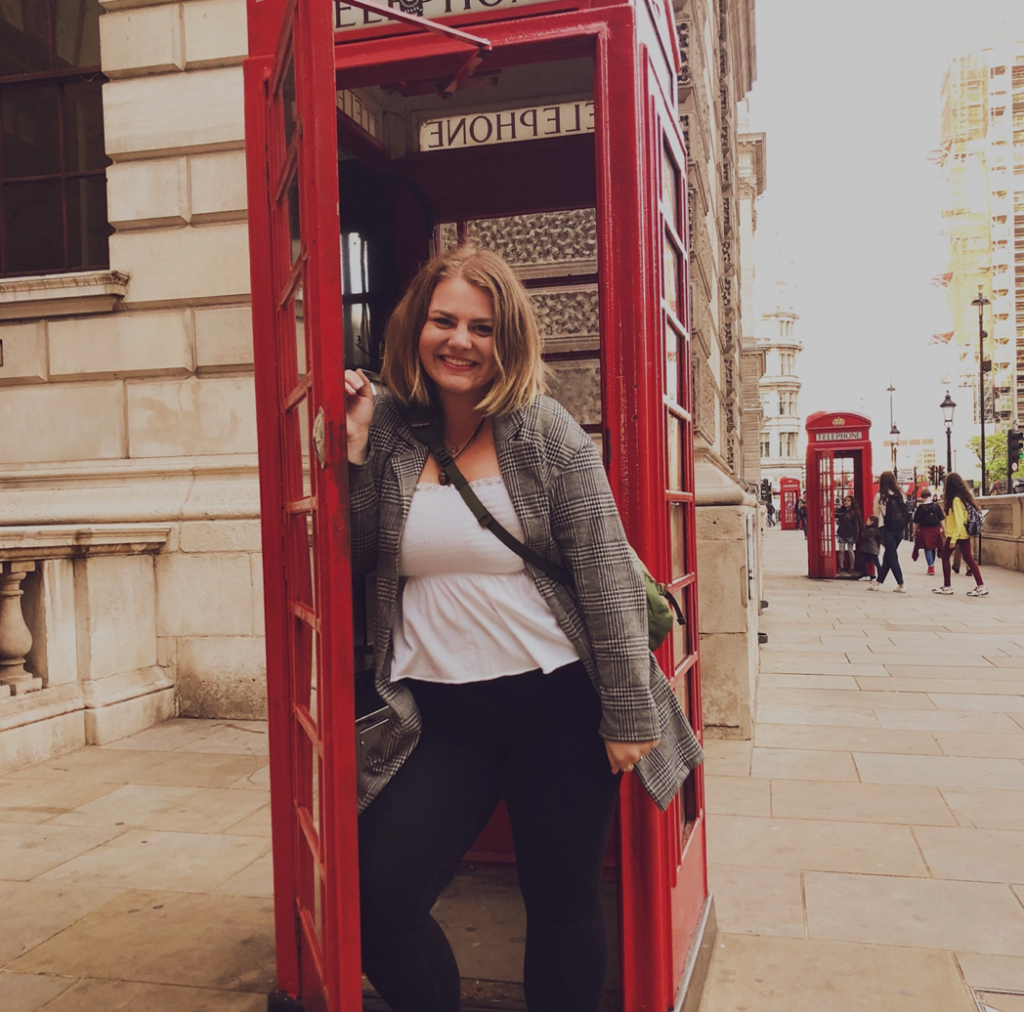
xmin=877 ymin=529 xmax=904 ymax=585
xmin=358 ymin=662 xmax=621 ymax=1012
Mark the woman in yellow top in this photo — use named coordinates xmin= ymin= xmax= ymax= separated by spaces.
xmin=932 ymin=472 xmax=987 ymax=597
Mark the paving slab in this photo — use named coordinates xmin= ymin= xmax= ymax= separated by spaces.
xmin=803 ymin=871 xmax=1024 ymax=955
xmin=0 ymin=881 xmax=124 ymax=965
xmin=697 ymin=934 xmax=975 ymax=1012
xmin=941 ymin=788 xmax=1024 ymax=830
xmin=755 ymin=723 xmax=941 ymax=755
xmin=11 ymin=889 xmax=276 ymax=992
xmin=956 ymin=953 xmax=1024 ymax=991
xmin=769 ymin=779 xmax=956 ymax=826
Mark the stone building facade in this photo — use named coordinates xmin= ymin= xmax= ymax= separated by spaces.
xmin=0 ymin=0 xmax=763 ymax=768
xmin=757 ymin=276 xmax=805 ymax=492
xmin=0 ymin=0 xmax=260 ymax=772
xmin=676 ymin=0 xmax=764 ymax=738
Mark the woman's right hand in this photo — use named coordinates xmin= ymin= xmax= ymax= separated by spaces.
xmin=344 ymin=369 xmax=374 ymax=465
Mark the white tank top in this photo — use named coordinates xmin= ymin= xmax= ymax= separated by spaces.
xmin=390 ymin=476 xmax=580 ymax=684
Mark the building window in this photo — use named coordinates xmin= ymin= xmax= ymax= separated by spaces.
xmin=779 ymin=350 xmax=795 ymax=374
xmin=779 ymin=390 xmax=798 ymax=415
xmin=760 ymin=433 xmax=771 ymax=458
xmin=0 ymin=0 xmax=110 ymax=277
xmin=781 ymin=432 xmax=799 ymax=457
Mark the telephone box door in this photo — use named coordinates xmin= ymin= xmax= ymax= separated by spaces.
xmin=245 ymin=1 xmax=360 ymax=1009
xmin=808 ymin=450 xmax=836 ymax=579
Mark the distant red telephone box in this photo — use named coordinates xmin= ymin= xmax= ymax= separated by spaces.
xmin=804 ymin=412 xmax=873 ymax=579
xmin=779 ymin=477 xmax=800 ymax=531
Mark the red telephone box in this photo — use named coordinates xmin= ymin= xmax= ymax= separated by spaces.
xmin=804 ymin=412 xmax=873 ymax=580
xmin=779 ymin=477 xmax=800 ymax=531
xmin=244 ymin=0 xmax=710 ymax=1008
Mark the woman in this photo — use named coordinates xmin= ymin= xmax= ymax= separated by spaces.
xmin=835 ymin=494 xmax=861 ymax=573
xmin=796 ymin=498 xmax=808 ymax=536
xmin=910 ymin=487 xmax=944 ymax=576
xmin=870 ymin=471 xmax=907 ymax=593
xmin=344 ymin=246 xmax=702 ymax=1012
xmin=932 ymin=472 xmax=987 ymax=597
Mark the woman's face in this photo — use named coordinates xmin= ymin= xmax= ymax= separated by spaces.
xmin=843 ymin=497 xmax=852 ymax=506
xmin=418 ymin=276 xmax=499 ymax=405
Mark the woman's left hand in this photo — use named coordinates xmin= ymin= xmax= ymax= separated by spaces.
xmin=605 ymin=738 xmax=659 ymax=774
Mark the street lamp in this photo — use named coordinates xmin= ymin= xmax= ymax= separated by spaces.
xmin=887 ymin=383 xmax=895 ymax=431
xmin=940 ymin=391 xmax=956 ymax=475
xmin=971 ymin=288 xmax=991 ymax=495
xmin=890 ymin=424 xmax=900 ymax=473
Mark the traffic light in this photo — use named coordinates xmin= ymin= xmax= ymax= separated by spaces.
xmin=933 ymin=464 xmax=945 ymax=486
xmin=1008 ymin=428 xmax=1024 ymax=474
xmin=928 ymin=464 xmax=937 ymax=486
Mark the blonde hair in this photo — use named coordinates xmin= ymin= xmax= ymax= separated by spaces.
xmin=380 ymin=246 xmax=546 ymax=416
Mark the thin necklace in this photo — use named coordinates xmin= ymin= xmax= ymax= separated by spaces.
xmin=438 ymin=416 xmax=485 ymax=486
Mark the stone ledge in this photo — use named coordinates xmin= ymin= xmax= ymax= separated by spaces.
xmin=0 ymin=456 xmax=260 ymax=526
xmin=0 ymin=524 xmax=171 ymax=562
xmin=0 ymin=271 xmax=130 ymax=322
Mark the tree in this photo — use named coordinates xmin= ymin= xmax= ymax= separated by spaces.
xmin=967 ymin=433 xmax=1007 ymax=486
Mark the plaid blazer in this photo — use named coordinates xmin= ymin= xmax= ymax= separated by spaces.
xmin=350 ymin=392 xmax=703 ymax=812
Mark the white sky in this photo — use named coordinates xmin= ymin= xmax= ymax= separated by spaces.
xmin=747 ymin=0 xmax=1024 ymax=475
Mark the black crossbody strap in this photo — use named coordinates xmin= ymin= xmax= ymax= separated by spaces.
xmin=407 ymin=407 xmax=572 ymax=586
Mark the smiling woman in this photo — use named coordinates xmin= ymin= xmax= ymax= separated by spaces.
xmin=341 ymin=245 xmax=702 ymax=1012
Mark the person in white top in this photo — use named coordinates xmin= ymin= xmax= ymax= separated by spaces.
xmin=345 ymin=247 xmax=700 ymax=1012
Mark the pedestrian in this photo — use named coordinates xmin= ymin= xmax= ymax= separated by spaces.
xmin=858 ymin=515 xmax=882 ymax=582
xmin=870 ymin=471 xmax=908 ymax=593
xmin=765 ymin=499 xmax=776 ymax=527
xmin=932 ymin=472 xmax=988 ymax=597
xmin=910 ymin=487 xmax=944 ymax=576
xmin=835 ymin=494 xmax=861 ymax=573
xmin=796 ymin=498 xmax=808 ymax=536
xmin=344 ymin=246 xmax=702 ymax=1012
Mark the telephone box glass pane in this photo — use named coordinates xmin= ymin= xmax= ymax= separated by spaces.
xmin=669 ymin=502 xmax=686 ymax=578
xmin=293 ymin=284 xmax=307 ymax=378
xmin=667 ymin=414 xmax=683 ymax=491
xmin=281 ymin=54 xmax=297 ymax=148
xmin=670 ymin=599 xmax=688 ymax=667
xmin=665 ymin=317 xmax=682 ymax=403
xmin=297 ymin=395 xmax=312 ymax=499
xmin=287 ymin=174 xmax=302 ymax=264
xmin=661 ymin=144 xmax=679 ymax=223
xmin=663 ymin=233 xmax=680 ymax=318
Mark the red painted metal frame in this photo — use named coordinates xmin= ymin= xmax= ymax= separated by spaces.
xmin=245 ymin=1 xmax=361 ymax=1009
xmin=804 ymin=412 xmax=873 ymax=580
xmin=246 ymin=1 xmax=707 ymax=1009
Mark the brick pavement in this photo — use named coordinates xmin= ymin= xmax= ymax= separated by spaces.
xmin=698 ymin=530 xmax=1024 ymax=1012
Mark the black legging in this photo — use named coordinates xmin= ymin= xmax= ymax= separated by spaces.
xmin=358 ymin=662 xmax=621 ymax=1012
xmin=876 ymin=529 xmax=904 ymax=586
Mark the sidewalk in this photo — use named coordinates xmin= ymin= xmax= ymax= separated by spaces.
xmin=0 ymin=719 xmax=274 ymax=1011
xmin=4 ymin=538 xmax=1024 ymax=1011
xmin=698 ymin=531 xmax=1024 ymax=1012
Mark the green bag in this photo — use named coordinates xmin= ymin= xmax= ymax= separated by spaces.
xmin=631 ymin=548 xmax=685 ymax=651
xmin=407 ymin=407 xmax=685 ymax=651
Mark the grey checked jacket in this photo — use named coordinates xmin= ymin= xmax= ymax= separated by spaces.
xmin=350 ymin=392 xmax=703 ymax=813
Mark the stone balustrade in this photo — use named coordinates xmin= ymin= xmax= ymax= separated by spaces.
xmin=974 ymin=494 xmax=1024 ymax=572
xmin=0 ymin=524 xmax=174 ymax=773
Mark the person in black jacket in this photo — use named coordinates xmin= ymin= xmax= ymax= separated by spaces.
xmin=835 ymin=494 xmax=862 ymax=573
xmin=911 ymin=488 xmax=944 ymax=576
